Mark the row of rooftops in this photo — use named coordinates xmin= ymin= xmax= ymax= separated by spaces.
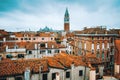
xmin=3 ymin=42 xmax=66 ymax=50
xmin=0 ymin=52 xmax=89 ymax=77
xmin=74 ymin=26 xmax=120 ymax=35
xmin=1 ymin=26 xmax=120 ymax=37
xmin=75 ymin=34 xmax=119 ymax=37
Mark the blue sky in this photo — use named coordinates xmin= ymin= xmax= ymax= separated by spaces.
xmin=0 ymin=0 xmax=120 ymax=31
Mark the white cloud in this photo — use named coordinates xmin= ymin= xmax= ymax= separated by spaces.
xmin=0 ymin=0 xmax=120 ymax=31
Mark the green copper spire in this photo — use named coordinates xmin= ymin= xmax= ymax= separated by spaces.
xmin=65 ymin=8 xmax=69 ymax=17
xmin=64 ymin=8 xmax=69 ymax=23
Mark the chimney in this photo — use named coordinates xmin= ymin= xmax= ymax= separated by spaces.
xmin=3 ymin=38 xmax=6 ymax=42
xmin=45 ymin=43 xmax=48 ymax=48
xmin=105 ymin=31 xmax=107 ymax=35
xmin=6 ymin=45 xmax=8 ymax=51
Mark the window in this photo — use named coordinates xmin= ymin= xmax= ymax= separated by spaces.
xmin=43 ymin=74 xmax=48 ymax=80
xmin=41 ymin=43 xmax=45 ymax=47
xmin=40 ymin=50 xmax=45 ymax=54
xmin=0 ymin=78 xmax=6 ymax=80
xmin=16 ymin=38 xmax=18 ymax=40
xmin=18 ymin=54 xmax=24 ymax=58
xmin=92 ymin=49 xmax=94 ymax=54
xmin=6 ymin=54 xmax=13 ymax=58
xmin=28 ymin=51 xmax=32 ymax=54
xmin=33 ymin=38 xmax=36 ymax=40
xmin=15 ymin=76 xmax=23 ymax=80
xmin=21 ymin=38 xmax=23 ymax=40
xmin=55 ymin=50 xmax=59 ymax=53
xmin=84 ymin=42 xmax=86 ymax=50
xmin=107 ymin=51 xmax=109 ymax=58
xmin=92 ymin=37 xmax=94 ymax=40
xmin=66 ymin=71 xmax=70 ymax=78
xmin=24 ymin=38 xmax=28 ymax=40
xmin=79 ymin=70 xmax=83 ymax=76
xmin=102 ymin=37 xmax=104 ymax=40
xmin=97 ymin=42 xmax=100 ymax=50
xmin=97 ymin=51 xmax=100 ymax=58
xmin=91 ymin=42 xmax=94 ymax=50
xmin=51 ymin=38 xmax=53 ymax=40
xmin=48 ymin=50 xmax=51 ymax=53
xmin=102 ymin=51 xmax=104 ymax=59
xmin=42 ymin=38 xmax=44 ymax=40
xmin=52 ymin=73 xmax=56 ymax=80
xmin=102 ymin=42 xmax=104 ymax=50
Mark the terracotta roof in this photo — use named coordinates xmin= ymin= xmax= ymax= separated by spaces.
xmin=14 ymin=32 xmax=55 ymax=37
xmin=0 ymin=29 xmax=8 ymax=36
xmin=0 ymin=58 xmax=48 ymax=77
xmin=26 ymin=42 xmax=65 ymax=50
xmin=45 ymin=57 xmax=64 ymax=69
xmin=85 ymin=53 xmax=101 ymax=64
xmin=54 ymin=53 xmax=86 ymax=67
xmin=0 ymin=52 xmax=87 ymax=77
xmin=39 ymin=32 xmax=54 ymax=37
xmin=14 ymin=32 xmax=35 ymax=37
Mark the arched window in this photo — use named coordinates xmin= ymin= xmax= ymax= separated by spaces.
xmin=102 ymin=51 xmax=104 ymax=59
xmin=102 ymin=42 xmax=104 ymax=50
xmin=96 ymin=50 xmax=100 ymax=58
xmin=97 ymin=42 xmax=100 ymax=50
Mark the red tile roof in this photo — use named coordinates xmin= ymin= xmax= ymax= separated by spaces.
xmin=0 ymin=52 xmax=87 ymax=77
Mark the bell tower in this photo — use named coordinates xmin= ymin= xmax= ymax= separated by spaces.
xmin=64 ymin=8 xmax=70 ymax=32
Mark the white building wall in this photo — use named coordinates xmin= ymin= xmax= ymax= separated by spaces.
xmin=89 ymin=70 xmax=96 ymax=80
xmin=114 ymin=63 xmax=120 ymax=74
xmin=31 ymin=74 xmax=39 ymax=80
xmin=7 ymin=77 xmax=15 ymax=80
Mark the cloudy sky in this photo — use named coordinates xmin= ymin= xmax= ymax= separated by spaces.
xmin=0 ymin=0 xmax=120 ymax=31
